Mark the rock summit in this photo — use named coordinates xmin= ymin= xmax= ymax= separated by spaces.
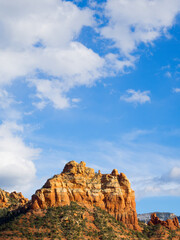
xmin=31 ymin=160 xmax=140 ymax=230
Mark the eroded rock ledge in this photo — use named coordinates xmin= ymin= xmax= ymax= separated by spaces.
xmin=0 ymin=189 xmax=28 ymax=208
xmin=31 ymin=160 xmax=140 ymax=230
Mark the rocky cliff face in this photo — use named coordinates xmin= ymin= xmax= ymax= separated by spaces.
xmin=0 ymin=189 xmax=28 ymax=208
xmin=148 ymin=213 xmax=180 ymax=230
xmin=31 ymin=161 xmax=140 ymax=230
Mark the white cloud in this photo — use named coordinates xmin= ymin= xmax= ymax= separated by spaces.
xmin=0 ymin=0 xmax=93 ymax=51
xmin=122 ymin=129 xmax=152 ymax=142
xmin=26 ymin=41 xmax=106 ymax=109
xmin=101 ymin=0 xmax=180 ymax=56
xmin=30 ymin=79 xmax=70 ymax=109
xmin=173 ymin=88 xmax=180 ymax=93
xmin=0 ymin=0 xmax=106 ymax=109
xmin=0 ymin=121 xmax=40 ymax=192
xmin=104 ymin=53 xmax=135 ymax=73
xmin=0 ymin=0 xmax=179 ymax=109
xmin=120 ymin=89 xmax=151 ymax=104
xmin=0 ymin=0 xmax=93 ymax=84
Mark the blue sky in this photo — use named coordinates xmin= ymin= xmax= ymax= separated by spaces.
xmin=1 ymin=0 xmax=180 ymax=215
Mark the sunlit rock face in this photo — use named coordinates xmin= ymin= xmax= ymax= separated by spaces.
xmin=31 ymin=160 xmax=140 ymax=230
xmin=0 ymin=189 xmax=28 ymax=208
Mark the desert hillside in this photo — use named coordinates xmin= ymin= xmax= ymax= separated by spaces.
xmin=0 ymin=161 xmax=180 ymax=239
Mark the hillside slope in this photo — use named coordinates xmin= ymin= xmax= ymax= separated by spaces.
xmin=0 ymin=161 xmax=180 ymax=239
xmin=0 ymin=202 xmax=180 ymax=239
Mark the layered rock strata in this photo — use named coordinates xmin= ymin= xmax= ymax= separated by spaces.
xmin=0 ymin=189 xmax=28 ymax=208
xmin=148 ymin=213 xmax=179 ymax=230
xmin=31 ymin=161 xmax=140 ymax=230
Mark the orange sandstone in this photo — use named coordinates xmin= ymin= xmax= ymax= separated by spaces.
xmin=0 ymin=189 xmax=28 ymax=208
xmin=148 ymin=213 xmax=180 ymax=230
xmin=31 ymin=161 xmax=140 ymax=230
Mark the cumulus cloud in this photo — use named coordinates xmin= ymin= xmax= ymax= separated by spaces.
xmin=29 ymin=79 xmax=70 ymax=109
xmin=0 ymin=0 xmax=179 ymax=109
xmin=28 ymin=42 xmax=105 ymax=109
xmin=0 ymin=121 xmax=40 ymax=192
xmin=120 ymin=89 xmax=151 ymax=104
xmin=0 ymin=0 xmax=106 ymax=109
xmin=101 ymin=0 xmax=180 ymax=56
xmin=0 ymin=0 xmax=93 ymax=52
xmin=0 ymin=0 xmax=92 ymax=83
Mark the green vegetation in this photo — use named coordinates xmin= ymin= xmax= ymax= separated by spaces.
xmin=93 ymin=207 xmax=119 ymax=239
xmin=0 ymin=202 xmax=132 ymax=239
xmin=0 ymin=202 xmax=89 ymax=239
xmin=138 ymin=220 xmax=180 ymax=240
xmin=0 ymin=203 xmax=180 ymax=239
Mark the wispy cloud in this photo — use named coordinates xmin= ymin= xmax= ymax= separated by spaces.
xmin=122 ymin=129 xmax=153 ymax=142
xmin=30 ymin=129 xmax=180 ymax=199
xmin=173 ymin=88 xmax=180 ymax=93
xmin=0 ymin=89 xmax=22 ymax=121
xmin=165 ymin=71 xmax=172 ymax=78
xmin=72 ymin=98 xmax=81 ymax=103
xmin=0 ymin=90 xmax=14 ymax=109
xmin=120 ymin=89 xmax=151 ymax=104
xmin=161 ymin=65 xmax=171 ymax=70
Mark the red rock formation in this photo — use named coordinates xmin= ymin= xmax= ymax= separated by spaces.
xmin=10 ymin=191 xmax=28 ymax=205
xmin=31 ymin=161 xmax=141 ymax=230
xmin=148 ymin=213 xmax=180 ymax=230
xmin=0 ymin=189 xmax=8 ymax=208
xmin=0 ymin=189 xmax=28 ymax=208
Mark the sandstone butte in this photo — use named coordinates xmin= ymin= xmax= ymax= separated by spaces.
xmin=31 ymin=160 xmax=141 ymax=231
xmin=0 ymin=188 xmax=28 ymax=208
xmin=148 ymin=213 xmax=180 ymax=230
